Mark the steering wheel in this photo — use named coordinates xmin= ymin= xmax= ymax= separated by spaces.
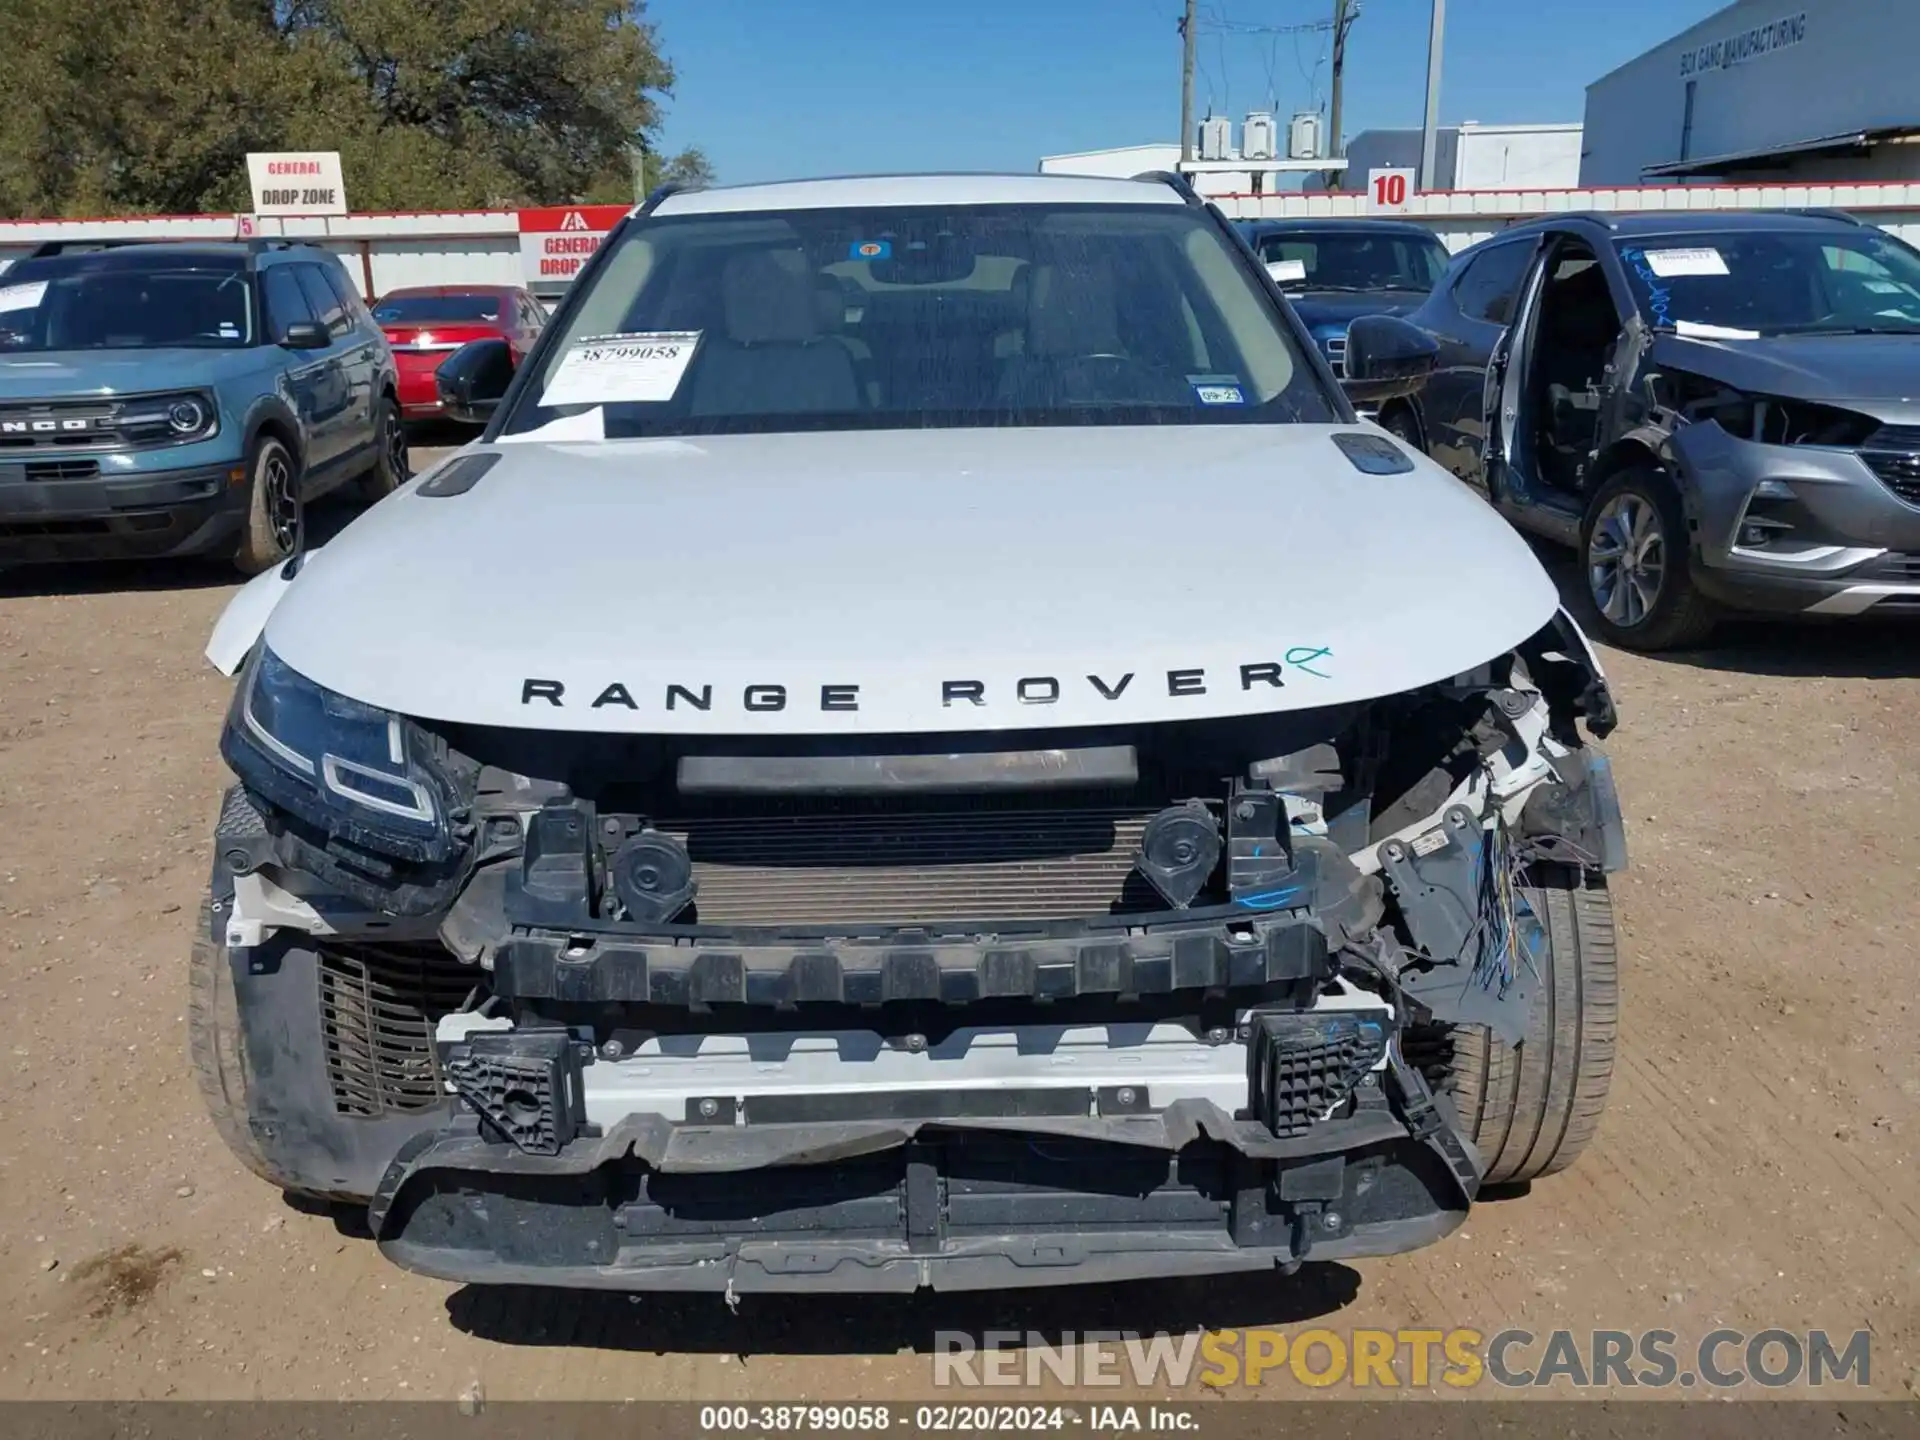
xmin=1052 ymin=353 xmax=1189 ymax=406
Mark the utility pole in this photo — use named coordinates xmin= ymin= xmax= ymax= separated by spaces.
xmin=1326 ymin=0 xmax=1353 ymax=164
xmin=1418 ymin=0 xmax=1447 ymax=191
xmin=1179 ymin=0 xmax=1198 ymax=165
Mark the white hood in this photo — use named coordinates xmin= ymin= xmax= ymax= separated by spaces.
xmin=250 ymin=425 xmax=1559 ymax=735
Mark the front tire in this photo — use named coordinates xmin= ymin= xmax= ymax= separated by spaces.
xmin=233 ymin=434 xmax=302 ymax=576
xmin=1413 ymin=867 xmax=1619 ymax=1186
xmin=1377 ymin=404 xmax=1423 ymax=452
xmin=189 ymin=924 xmax=280 ymax=1188
xmin=1580 ymin=467 xmax=1717 ymax=651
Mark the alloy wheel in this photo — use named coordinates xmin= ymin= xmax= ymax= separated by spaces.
xmin=264 ymin=451 xmax=299 ymax=553
xmin=383 ymin=405 xmax=409 ymax=483
xmin=1587 ymin=492 xmax=1666 ymax=628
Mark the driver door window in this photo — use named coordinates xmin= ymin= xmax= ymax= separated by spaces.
xmin=1454 ymin=242 xmax=1534 ymax=327
xmin=294 ymin=265 xmax=350 ymax=339
xmin=262 ymin=266 xmax=315 ymax=342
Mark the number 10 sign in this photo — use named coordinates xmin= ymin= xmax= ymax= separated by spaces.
xmin=1366 ymin=167 xmax=1416 ymax=214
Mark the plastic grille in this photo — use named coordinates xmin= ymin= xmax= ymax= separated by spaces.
xmin=317 ymin=943 xmax=472 ymax=1116
xmin=1860 ymin=427 xmax=1920 ymax=506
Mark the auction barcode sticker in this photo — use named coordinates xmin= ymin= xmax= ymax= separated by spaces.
xmin=541 ymin=331 xmax=702 ymax=405
xmin=1642 ymin=248 xmax=1728 ymax=278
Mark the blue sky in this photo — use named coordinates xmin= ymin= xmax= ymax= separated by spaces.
xmin=645 ymin=0 xmax=1729 ymax=184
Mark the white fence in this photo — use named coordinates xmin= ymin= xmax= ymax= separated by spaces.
xmin=1210 ymin=179 xmax=1920 ymax=251
xmin=0 ymin=210 xmax=543 ymax=298
xmin=5 ymin=180 xmax=1920 ymax=292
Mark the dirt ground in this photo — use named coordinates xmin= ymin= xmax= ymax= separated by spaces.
xmin=0 ymin=446 xmax=1916 ymax=1402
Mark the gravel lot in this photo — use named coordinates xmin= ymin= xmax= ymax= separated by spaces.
xmin=0 ymin=441 xmax=1915 ymax=1400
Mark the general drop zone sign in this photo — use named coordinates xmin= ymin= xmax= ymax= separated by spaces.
xmin=246 ymin=152 xmax=347 ymax=216
xmin=518 ymin=205 xmax=632 ymax=286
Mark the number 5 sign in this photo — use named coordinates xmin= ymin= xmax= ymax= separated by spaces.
xmin=1366 ymin=167 xmax=1416 ymax=214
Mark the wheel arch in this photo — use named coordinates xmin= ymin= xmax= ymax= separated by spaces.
xmin=1375 ymin=395 xmax=1429 ymax=452
xmin=1585 ymin=428 xmax=1682 ymax=505
xmin=242 ymin=396 xmax=306 ymax=473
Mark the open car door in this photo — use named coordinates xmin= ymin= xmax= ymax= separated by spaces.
xmin=1478 ymin=241 xmax=1553 ymax=514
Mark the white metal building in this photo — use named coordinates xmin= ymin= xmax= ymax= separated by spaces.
xmin=1038 ymin=143 xmax=1250 ymax=196
xmin=1582 ymin=0 xmax=1920 ymax=186
xmin=1315 ymin=122 xmax=1584 ymax=193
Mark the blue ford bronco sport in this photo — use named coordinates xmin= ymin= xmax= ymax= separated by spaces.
xmin=0 ymin=238 xmax=406 ymax=573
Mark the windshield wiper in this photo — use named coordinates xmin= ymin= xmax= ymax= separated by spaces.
xmin=1786 ymin=324 xmax=1920 ymax=336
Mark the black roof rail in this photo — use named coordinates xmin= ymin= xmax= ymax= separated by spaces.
xmin=1502 ymin=210 xmax=1619 ymax=234
xmin=24 ymin=238 xmax=161 ymax=258
xmin=1132 ymin=169 xmax=1204 ymax=206
xmin=25 ymin=235 xmax=289 ymax=260
xmin=1786 ymin=206 xmax=1863 ymax=225
xmin=637 ymin=180 xmax=696 ymax=215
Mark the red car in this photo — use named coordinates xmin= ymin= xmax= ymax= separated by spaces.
xmin=371 ymin=285 xmax=546 ymax=421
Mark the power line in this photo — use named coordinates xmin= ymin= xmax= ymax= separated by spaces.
xmin=1197 ymin=18 xmax=1330 ymax=35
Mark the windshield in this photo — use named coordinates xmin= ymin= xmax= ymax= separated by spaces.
xmin=1615 ymin=229 xmax=1920 ymax=337
xmin=500 ymin=202 xmax=1335 ymax=439
xmin=1250 ymin=230 xmax=1449 ymax=293
xmin=373 ymin=293 xmax=503 ymax=325
xmin=0 ymin=258 xmax=254 ymax=351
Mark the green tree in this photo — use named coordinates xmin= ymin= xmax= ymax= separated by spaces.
xmin=0 ymin=0 xmax=292 ymax=216
xmin=0 ymin=0 xmax=705 ymax=218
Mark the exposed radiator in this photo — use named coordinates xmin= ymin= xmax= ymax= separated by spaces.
xmin=661 ymin=806 xmax=1155 ymax=926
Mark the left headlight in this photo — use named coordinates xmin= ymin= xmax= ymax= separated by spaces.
xmin=121 ymin=390 xmax=219 ymax=444
xmin=222 ymin=646 xmax=455 ymax=858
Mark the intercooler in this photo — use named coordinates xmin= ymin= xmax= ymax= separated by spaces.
xmin=658 ymin=804 xmax=1158 ymax=926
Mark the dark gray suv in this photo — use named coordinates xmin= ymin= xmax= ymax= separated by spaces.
xmin=1401 ymin=210 xmax=1920 ymax=649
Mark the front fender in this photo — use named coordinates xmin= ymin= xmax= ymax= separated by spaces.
xmin=242 ymin=392 xmax=308 ymax=470
xmin=206 ymin=553 xmax=314 ymax=674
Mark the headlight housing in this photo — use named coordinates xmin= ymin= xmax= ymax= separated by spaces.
xmin=120 ymin=389 xmax=219 ymax=445
xmin=221 ymin=646 xmax=463 ymax=862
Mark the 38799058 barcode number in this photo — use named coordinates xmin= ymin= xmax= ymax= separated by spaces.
xmin=697 ymin=1405 xmax=1074 ymax=1432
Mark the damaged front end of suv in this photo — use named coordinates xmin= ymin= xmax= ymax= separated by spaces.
xmin=188 ymin=173 xmax=1626 ymax=1293
xmin=196 ymin=609 xmax=1621 ymax=1293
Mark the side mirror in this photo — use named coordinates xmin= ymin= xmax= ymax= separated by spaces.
xmin=1341 ymin=313 xmax=1438 ymax=404
xmin=280 ymin=321 xmax=329 ymax=350
xmin=436 ymin=337 xmax=515 ymax=424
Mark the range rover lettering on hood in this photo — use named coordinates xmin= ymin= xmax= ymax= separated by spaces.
xmin=522 ymin=651 xmax=1337 ymax=715
xmin=247 ymin=425 xmax=1563 ymax=735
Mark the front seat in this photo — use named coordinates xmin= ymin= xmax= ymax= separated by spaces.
xmin=1538 ymin=263 xmax=1619 ymax=481
xmin=687 ymin=250 xmax=861 ymax=416
xmin=996 ymin=258 xmax=1123 ymax=406
xmin=998 ymin=258 xmax=1191 ymax=408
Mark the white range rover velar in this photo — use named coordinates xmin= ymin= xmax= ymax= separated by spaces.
xmin=193 ymin=172 xmax=1626 ymax=1294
